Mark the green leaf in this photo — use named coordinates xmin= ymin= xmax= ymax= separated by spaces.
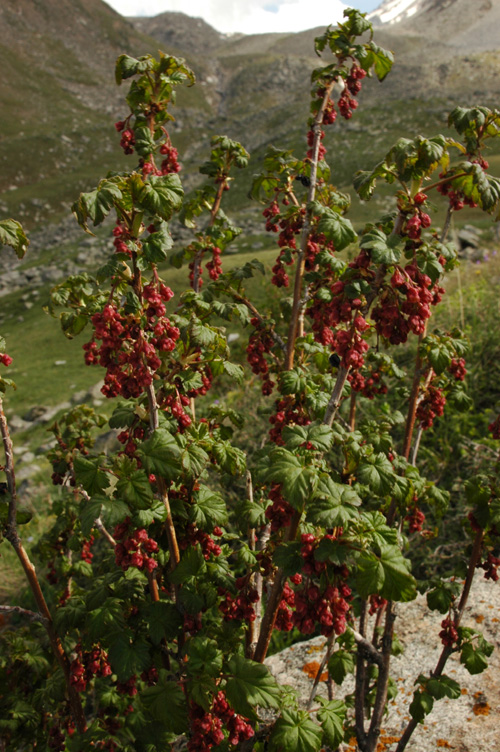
xmin=72 ymin=178 xmax=123 ymax=231
xmin=140 ymin=671 xmax=187 ymax=733
xmin=180 ymin=442 xmax=209 ymax=476
xmin=116 ymin=470 xmax=153 ymax=509
xmin=315 ymin=207 xmax=357 ymax=251
xmin=108 ymin=633 xmax=151 ymax=681
xmin=317 ymin=697 xmax=346 ymax=749
xmin=360 ymin=228 xmax=403 ymax=265
xmin=426 ymin=582 xmax=459 ymax=614
xmin=258 ymin=448 xmax=318 ymax=509
xmin=273 ymin=541 xmax=304 ymax=576
xmin=190 ymin=486 xmax=228 ymax=529
xmin=269 ymin=709 xmax=323 ymax=752
xmin=409 ymin=690 xmax=434 ymax=723
xmin=170 ymin=545 xmax=207 ymax=584
xmin=143 ymin=601 xmax=183 ymax=644
xmin=136 ymin=174 xmax=184 ymax=221
xmin=282 ymin=423 xmax=334 ymax=452
xmin=328 ymin=650 xmax=354 ymax=685
xmin=186 ymin=636 xmax=223 ymax=678
xmin=378 ymin=545 xmax=417 ymax=602
xmin=225 ymin=655 xmax=281 ymax=721
xmin=426 ymin=674 xmax=461 ymax=700
xmin=460 ymin=643 xmax=489 ymax=675
xmin=0 ymin=219 xmax=29 ymax=259
xmin=73 ymin=456 xmax=110 ymax=495
xmin=139 ymin=428 xmax=181 ymax=480
xmin=115 ymin=53 xmax=152 ymax=84
xmin=357 ymin=453 xmax=395 ymax=495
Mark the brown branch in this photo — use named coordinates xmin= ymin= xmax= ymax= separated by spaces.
xmin=0 ymin=397 xmax=87 ymax=733
xmin=322 ymin=366 xmax=350 ymax=427
xmin=307 ymin=634 xmax=335 ymax=709
xmin=253 ymin=510 xmax=302 ymax=663
xmin=365 ymin=602 xmax=395 ymax=752
xmin=284 ymin=81 xmax=335 ymax=371
xmin=0 ymin=604 xmax=48 ymax=624
xmin=94 ymin=516 xmax=116 ymax=548
xmin=355 ymin=601 xmax=369 ymax=750
xmin=192 ymin=180 xmax=226 ymax=294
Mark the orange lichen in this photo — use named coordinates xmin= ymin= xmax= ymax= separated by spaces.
xmin=474 ymin=614 xmax=485 ymax=623
xmin=375 ymin=734 xmax=400 ymax=751
xmin=436 ymin=740 xmax=453 ymax=748
xmin=473 ymin=701 xmax=490 ymax=716
xmin=461 ymin=688 xmax=468 ymax=695
xmin=301 ymin=660 xmax=328 ymax=681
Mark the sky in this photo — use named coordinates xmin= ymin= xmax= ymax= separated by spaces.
xmin=102 ymin=0 xmax=382 ymax=35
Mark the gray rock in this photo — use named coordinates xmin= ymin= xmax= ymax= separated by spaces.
xmin=16 ymin=463 xmax=42 ymax=481
xmin=23 ymin=405 xmax=48 ymax=422
xmin=19 ymin=451 xmax=36 ymax=464
xmin=7 ymin=415 xmax=31 ymax=433
xmin=265 ymin=577 xmax=500 ymax=752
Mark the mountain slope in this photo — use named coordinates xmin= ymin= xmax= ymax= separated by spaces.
xmin=1 ymin=0 xmax=500 ymax=229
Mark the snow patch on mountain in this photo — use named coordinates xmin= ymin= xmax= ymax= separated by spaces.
xmin=369 ymin=0 xmax=424 ymax=25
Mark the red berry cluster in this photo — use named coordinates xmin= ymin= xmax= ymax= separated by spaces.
xmin=439 ymin=616 xmax=459 ymax=647
xmin=333 ymin=326 xmax=370 ymax=370
xmin=449 ymin=357 xmax=467 ymax=381
xmin=348 ymin=367 xmax=388 ymax=399
xmin=404 ymin=210 xmax=432 ymax=241
xmin=368 ymin=594 xmax=388 ymax=615
xmin=83 ymin=280 xmax=179 ymax=400
xmin=179 ymin=523 xmax=222 ymax=560
xmin=116 ymin=675 xmax=138 ymax=697
xmin=113 ymin=519 xmax=158 ymax=572
xmin=188 ymin=692 xmax=253 ymax=752
xmin=219 ymin=575 xmax=259 ymax=622
xmin=159 ymin=141 xmax=181 ymax=174
xmin=115 ymin=120 xmax=135 ymax=155
xmin=268 ymin=395 xmax=310 ymax=444
xmin=270 ymin=207 xmax=306 ymax=287
xmin=262 ymin=200 xmax=280 ymax=232
xmin=405 ymin=506 xmax=426 ymax=533
xmin=275 ymin=579 xmax=297 ymax=631
xmin=291 ymin=570 xmax=351 ymax=636
xmin=278 ymin=534 xmax=352 ymax=637
xmin=112 ymin=222 xmax=132 ymax=257
xmin=373 ymin=263 xmax=443 ymax=345
xmin=246 ymin=317 xmax=276 ymax=396
xmin=416 ymin=383 xmax=446 ymax=429
xmin=477 ymin=551 xmax=500 ymax=582
xmin=0 ymin=352 xmax=13 ymax=366
xmin=265 ymin=483 xmax=295 ymax=531
xmin=117 ymin=423 xmax=146 ymax=458
xmin=206 ymin=245 xmax=223 ymax=281
xmin=140 ymin=667 xmax=159 ymax=686
xmin=162 ymin=391 xmax=192 ymax=430
xmin=69 ymin=644 xmax=112 ymax=692
xmin=489 ymin=414 xmax=500 ymax=440
xmin=338 ymin=63 xmax=366 ymax=120
xmin=81 ymin=535 xmax=94 ymax=563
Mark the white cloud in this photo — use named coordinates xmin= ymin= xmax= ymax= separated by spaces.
xmin=103 ymin=0 xmax=352 ymax=34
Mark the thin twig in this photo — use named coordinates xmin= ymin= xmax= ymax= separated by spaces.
xmin=365 ymin=602 xmax=395 ymax=751
xmin=307 ymin=634 xmax=335 ymax=709
xmin=0 ymin=605 xmax=48 ymax=625
xmin=322 ymin=366 xmax=350 ymax=427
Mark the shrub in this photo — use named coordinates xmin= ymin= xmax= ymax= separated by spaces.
xmin=1 ymin=9 xmax=499 ymax=752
